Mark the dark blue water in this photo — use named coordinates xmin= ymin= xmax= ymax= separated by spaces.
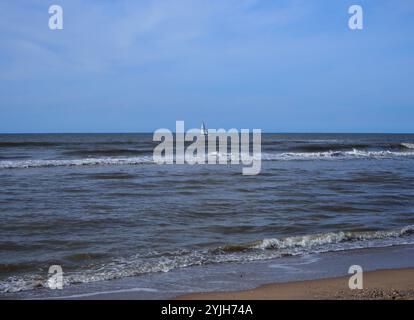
xmin=1 ymin=133 xmax=414 ymax=293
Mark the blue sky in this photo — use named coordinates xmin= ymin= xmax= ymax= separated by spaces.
xmin=0 ymin=0 xmax=413 ymax=133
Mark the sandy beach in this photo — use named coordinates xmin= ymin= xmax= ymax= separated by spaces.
xmin=177 ymin=268 xmax=414 ymax=300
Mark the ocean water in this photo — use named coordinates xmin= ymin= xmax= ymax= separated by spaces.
xmin=1 ymin=133 xmax=414 ymax=294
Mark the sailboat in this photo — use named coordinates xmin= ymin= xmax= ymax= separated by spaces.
xmin=200 ymin=121 xmax=208 ymax=137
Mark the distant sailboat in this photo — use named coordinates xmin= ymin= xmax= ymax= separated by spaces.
xmin=201 ymin=122 xmax=208 ymax=136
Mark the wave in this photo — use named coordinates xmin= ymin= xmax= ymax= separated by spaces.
xmin=401 ymin=143 xmax=414 ymax=149
xmin=0 ymin=156 xmax=153 ymax=169
xmin=289 ymin=143 xmax=372 ymax=153
xmin=1 ymin=225 xmax=414 ymax=293
xmin=1 ymin=148 xmax=414 ymax=169
xmin=252 ymin=225 xmax=414 ymax=250
xmin=263 ymin=141 xmax=412 ymax=153
xmin=261 ymin=149 xmax=414 ymax=161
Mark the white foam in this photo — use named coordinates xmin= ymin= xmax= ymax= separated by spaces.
xmin=401 ymin=143 xmax=414 ymax=149
xmin=0 ymin=156 xmax=153 ymax=169
xmin=261 ymin=149 xmax=414 ymax=161
xmin=2 ymin=225 xmax=414 ymax=294
xmin=1 ymin=148 xmax=414 ymax=169
xmin=255 ymin=225 xmax=414 ymax=250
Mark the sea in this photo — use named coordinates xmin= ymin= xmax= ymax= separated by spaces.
xmin=1 ymin=133 xmax=414 ymax=297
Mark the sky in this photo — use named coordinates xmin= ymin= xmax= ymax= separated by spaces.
xmin=0 ymin=0 xmax=413 ymax=133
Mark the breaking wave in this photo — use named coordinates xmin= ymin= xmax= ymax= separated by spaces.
xmin=252 ymin=225 xmax=414 ymax=250
xmin=261 ymin=149 xmax=414 ymax=161
xmin=290 ymin=143 xmax=372 ymax=153
xmin=0 ymin=156 xmax=153 ymax=169
xmin=1 ymin=225 xmax=414 ymax=293
xmin=401 ymin=143 xmax=414 ymax=149
xmin=1 ymin=147 xmax=414 ymax=169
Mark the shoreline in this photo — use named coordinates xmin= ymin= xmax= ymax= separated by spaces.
xmin=2 ymin=244 xmax=414 ymax=299
xmin=176 ymin=268 xmax=414 ymax=300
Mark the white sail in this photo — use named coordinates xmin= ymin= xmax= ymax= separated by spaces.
xmin=201 ymin=122 xmax=208 ymax=136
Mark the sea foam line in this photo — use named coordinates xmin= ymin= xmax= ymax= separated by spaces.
xmin=1 ymin=225 xmax=414 ymax=294
xmin=401 ymin=143 xmax=414 ymax=149
xmin=252 ymin=224 xmax=414 ymax=250
xmin=1 ymin=149 xmax=414 ymax=169
xmin=261 ymin=149 xmax=414 ymax=161
xmin=0 ymin=156 xmax=153 ymax=169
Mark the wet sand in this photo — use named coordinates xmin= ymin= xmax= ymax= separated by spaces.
xmin=177 ymin=268 xmax=414 ymax=300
